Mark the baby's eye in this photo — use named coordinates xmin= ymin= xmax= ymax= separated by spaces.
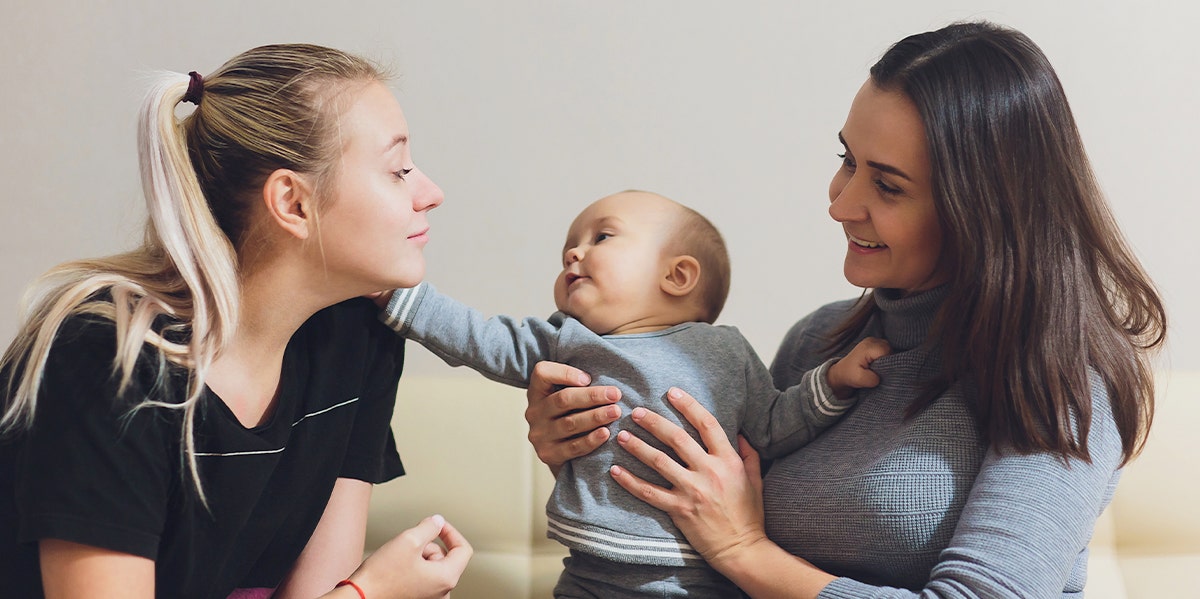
xmin=595 ymin=232 xmax=612 ymax=243
xmin=393 ymin=168 xmax=413 ymax=180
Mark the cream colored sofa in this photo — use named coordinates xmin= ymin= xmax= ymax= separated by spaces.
xmin=367 ymin=373 xmax=1200 ymax=598
xmin=1085 ymin=371 xmax=1200 ymax=598
xmin=367 ymin=378 xmax=566 ymax=598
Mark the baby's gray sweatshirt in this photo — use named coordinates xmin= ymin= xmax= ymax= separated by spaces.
xmin=383 ymin=282 xmax=855 ymax=567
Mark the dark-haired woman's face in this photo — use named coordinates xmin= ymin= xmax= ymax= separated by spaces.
xmin=828 ymin=80 xmax=947 ymax=294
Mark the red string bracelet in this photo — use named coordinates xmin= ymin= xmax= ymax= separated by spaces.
xmin=335 ymin=579 xmax=366 ymax=599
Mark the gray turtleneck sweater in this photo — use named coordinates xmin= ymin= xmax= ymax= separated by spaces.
xmin=763 ymin=288 xmax=1121 ymax=598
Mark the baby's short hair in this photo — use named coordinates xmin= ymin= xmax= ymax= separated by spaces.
xmin=671 ymin=205 xmax=731 ymax=324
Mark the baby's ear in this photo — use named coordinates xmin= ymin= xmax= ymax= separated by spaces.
xmin=662 ymin=255 xmax=701 ymax=297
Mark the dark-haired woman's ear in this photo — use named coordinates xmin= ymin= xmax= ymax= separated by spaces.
xmin=262 ymin=168 xmax=314 ymax=240
xmin=661 ymin=255 xmax=701 ymax=297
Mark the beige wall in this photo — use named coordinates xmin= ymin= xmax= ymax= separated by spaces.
xmin=2 ymin=1 xmax=1196 ymax=376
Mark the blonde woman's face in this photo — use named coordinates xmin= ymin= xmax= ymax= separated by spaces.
xmin=828 ymin=80 xmax=946 ymax=294
xmin=319 ymin=82 xmax=443 ymax=294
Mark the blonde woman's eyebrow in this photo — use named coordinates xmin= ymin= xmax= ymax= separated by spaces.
xmin=384 ymin=134 xmax=408 ymax=153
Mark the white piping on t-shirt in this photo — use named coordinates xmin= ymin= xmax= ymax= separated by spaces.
xmin=194 ymin=396 xmax=360 ymax=457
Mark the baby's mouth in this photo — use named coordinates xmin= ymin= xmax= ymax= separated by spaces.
xmin=848 ymin=233 xmax=887 ymax=249
xmin=565 ymin=273 xmax=586 ymax=287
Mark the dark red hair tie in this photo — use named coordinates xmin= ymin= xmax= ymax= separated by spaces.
xmin=182 ymin=71 xmax=204 ymax=105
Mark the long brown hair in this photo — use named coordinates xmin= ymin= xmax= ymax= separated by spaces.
xmin=829 ymin=22 xmax=1165 ymax=465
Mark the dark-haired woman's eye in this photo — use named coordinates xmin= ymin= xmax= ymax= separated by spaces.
xmin=874 ymin=179 xmax=902 ymax=195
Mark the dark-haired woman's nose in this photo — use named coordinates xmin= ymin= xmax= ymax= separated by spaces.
xmin=828 ymin=174 xmax=869 ymax=223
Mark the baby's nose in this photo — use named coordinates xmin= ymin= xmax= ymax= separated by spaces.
xmin=563 ymin=246 xmax=584 ymax=266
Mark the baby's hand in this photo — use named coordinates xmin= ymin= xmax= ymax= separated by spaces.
xmin=827 ymin=337 xmax=891 ymax=399
xmin=366 ymin=289 xmax=394 ymax=308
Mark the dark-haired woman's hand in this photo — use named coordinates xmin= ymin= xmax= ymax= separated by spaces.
xmin=610 ymin=388 xmax=837 ymax=598
xmin=608 ymin=388 xmax=768 ymax=566
xmin=525 ymin=361 xmax=622 ymax=475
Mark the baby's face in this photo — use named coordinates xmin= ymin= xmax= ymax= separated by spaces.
xmin=553 ymin=192 xmax=680 ymax=335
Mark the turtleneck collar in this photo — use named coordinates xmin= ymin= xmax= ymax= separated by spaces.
xmin=871 ymin=285 xmax=949 ymax=352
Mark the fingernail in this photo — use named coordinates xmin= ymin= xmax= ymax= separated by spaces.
xmin=606 ymin=387 xmax=620 ymax=401
xmin=617 ymin=430 xmax=630 ymax=442
xmin=432 ymin=514 xmax=445 ymax=528
xmin=631 ymin=407 xmax=646 ymax=419
xmin=610 ymin=465 xmax=623 ymax=476
xmin=578 ymin=373 xmax=591 ymax=386
xmin=607 ymin=406 xmax=621 ymax=419
xmin=667 ymin=388 xmax=682 ymax=399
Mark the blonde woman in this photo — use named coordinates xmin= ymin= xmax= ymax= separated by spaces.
xmin=0 ymin=45 xmax=471 ymax=598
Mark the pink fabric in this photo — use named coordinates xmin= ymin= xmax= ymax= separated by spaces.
xmin=227 ymin=589 xmax=274 ymax=599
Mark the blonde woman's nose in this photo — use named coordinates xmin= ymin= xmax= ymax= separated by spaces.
xmin=411 ymin=167 xmax=444 ymax=211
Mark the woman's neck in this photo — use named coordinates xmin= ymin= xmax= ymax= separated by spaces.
xmin=206 ymin=261 xmax=326 ymax=428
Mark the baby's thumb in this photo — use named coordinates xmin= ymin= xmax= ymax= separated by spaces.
xmin=859 ymin=369 xmax=881 ymax=388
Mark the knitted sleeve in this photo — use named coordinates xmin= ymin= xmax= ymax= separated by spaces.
xmin=381 ymin=282 xmax=563 ymax=388
xmin=741 ymin=349 xmax=855 ymax=459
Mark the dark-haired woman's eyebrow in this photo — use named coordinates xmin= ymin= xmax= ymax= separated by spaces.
xmin=838 ymin=132 xmax=913 ymax=182
xmin=866 ymin=160 xmax=913 ymax=182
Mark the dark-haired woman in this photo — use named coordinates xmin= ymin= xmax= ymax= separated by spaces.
xmin=524 ymin=21 xmax=1165 ymax=597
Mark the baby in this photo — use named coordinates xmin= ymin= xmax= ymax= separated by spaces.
xmin=382 ymin=190 xmax=888 ymax=598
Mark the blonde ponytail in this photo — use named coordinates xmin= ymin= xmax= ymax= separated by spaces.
xmin=2 ymin=44 xmax=385 ymax=504
xmin=1 ymin=72 xmax=239 ymax=504
xmin=133 ymin=73 xmax=241 ymax=504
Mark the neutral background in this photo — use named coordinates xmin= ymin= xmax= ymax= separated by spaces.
xmin=2 ymin=2 xmax=1195 ymax=374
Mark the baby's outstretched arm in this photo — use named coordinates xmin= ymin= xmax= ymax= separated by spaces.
xmin=380 ymin=282 xmax=565 ymax=388
xmin=826 ymin=337 xmax=890 ymax=399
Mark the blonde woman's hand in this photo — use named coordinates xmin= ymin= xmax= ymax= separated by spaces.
xmin=341 ymin=515 xmax=472 ymax=599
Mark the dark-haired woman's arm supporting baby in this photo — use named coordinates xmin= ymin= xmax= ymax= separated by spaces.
xmin=526 ymin=20 xmax=1165 ymax=598
xmin=379 ymin=188 xmax=889 ymax=598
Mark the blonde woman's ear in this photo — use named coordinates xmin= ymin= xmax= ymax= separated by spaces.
xmin=661 ymin=255 xmax=701 ymax=297
xmin=261 ymin=168 xmax=313 ymax=240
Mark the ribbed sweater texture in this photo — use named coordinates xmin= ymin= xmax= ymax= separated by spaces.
xmin=763 ymin=288 xmax=1121 ymax=598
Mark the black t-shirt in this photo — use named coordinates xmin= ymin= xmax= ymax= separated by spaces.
xmin=0 ymin=298 xmax=406 ymax=598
